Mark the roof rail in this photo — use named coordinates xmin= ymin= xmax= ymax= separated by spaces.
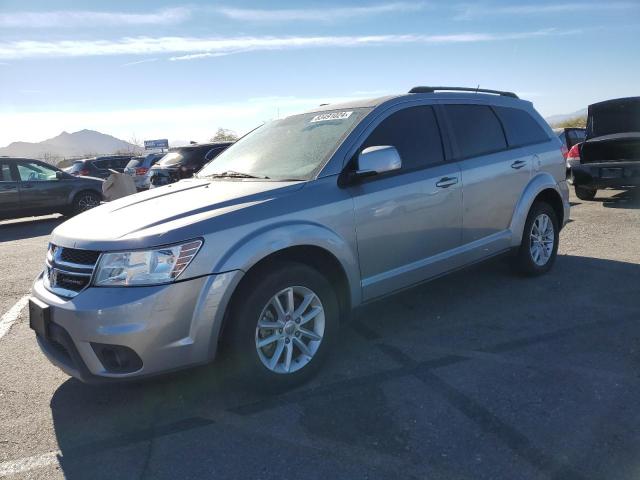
xmin=409 ymin=86 xmax=519 ymax=99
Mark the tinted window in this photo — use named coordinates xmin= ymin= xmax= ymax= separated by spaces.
xmin=567 ymin=129 xmax=586 ymax=145
xmin=361 ymin=106 xmax=444 ymax=170
xmin=94 ymin=160 xmax=109 ymax=169
xmin=494 ymin=106 xmax=548 ymax=147
xmin=444 ymin=105 xmax=507 ymax=159
xmin=205 ymin=146 xmax=227 ymax=161
xmin=0 ymin=162 xmax=14 ymax=181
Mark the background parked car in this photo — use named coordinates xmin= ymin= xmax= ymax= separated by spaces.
xmin=148 ymin=142 xmax=232 ymax=188
xmin=68 ymin=155 xmax=133 ymax=179
xmin=123 ymin=152 xmax=165 ymax=190
xmin=555 ymin=127 xmax=586 ymax=156
xmin=0 ymin=157 xmax=103 ymax=219
xmin=555 ymin=127 xmax=586 ymax=178
xmin=568 ymin=96 xmax=640 ymax=200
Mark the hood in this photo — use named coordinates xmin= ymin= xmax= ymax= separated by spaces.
xmin=587 ymin=97 xmax=640 ymax=139
xmin=52 ymin=178 xmax=305 ymax=250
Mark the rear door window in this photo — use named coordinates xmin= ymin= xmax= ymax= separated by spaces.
xmin=360 ymin=105 xmax=444 ymax=171
xmin=0 ymin=161 xmax=15 ymax=181
xmin=443 ymin=105 xmax=507 ymax=159
xmin=493 ymin=106 xmax=549 ymax=148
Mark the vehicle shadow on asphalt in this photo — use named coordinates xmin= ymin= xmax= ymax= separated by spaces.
xmin=600 ymin=188 xmax=640 ymax=209
xmin=0 ymin=216 xmax=65 ymax=242
xmin=48 ymin=254 xmax=640 ymax=479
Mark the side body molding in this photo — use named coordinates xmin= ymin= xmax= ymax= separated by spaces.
xmin=509 ymin=172 xmax=568 ymax=247
xmin=213 ymin=222 xmax=362 ymax=308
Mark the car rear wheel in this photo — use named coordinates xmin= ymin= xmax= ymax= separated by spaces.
xmin=72 ymin=191 xmax=101 ymax=215
xmin=227 ymin=262 xmax=338 ymax=390
xmin=575 ymin=186 xmax=597 ymax=201
xmin=512 ymin=201 xmax=559 ymax=276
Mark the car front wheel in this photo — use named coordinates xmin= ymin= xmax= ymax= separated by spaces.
xmin=227 ymin=262 xmax=339 ymax=390
xmin=71 ymin=191 xmax=102 ymax=215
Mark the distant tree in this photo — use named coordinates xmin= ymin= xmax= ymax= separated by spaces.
xmin=553 ymin=115 xmax=587 ymax=129
xmin=210 ymin=128 xmax=239 ymax=142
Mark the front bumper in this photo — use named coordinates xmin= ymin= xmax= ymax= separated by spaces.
xmin=571 ymin=161 xmax=640 ymax=189
xmin=31 ymin=270 xmax=242 ymax=382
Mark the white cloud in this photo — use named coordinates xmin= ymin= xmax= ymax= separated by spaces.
xmin=0 ymin=8 xmax=190 ymax=28
xmin=121 ymin=58 xmax=158 ymax=67
xmin=455 ymin=2 xmax=637 ymax=20
xmin=217 ymin=2 xmax=427 ymax=22
xmin=0 ymin=29 xmax=576 ymax=61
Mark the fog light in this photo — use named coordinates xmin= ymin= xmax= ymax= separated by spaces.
xmin=91 ymin=343 xmax=143 ymax=373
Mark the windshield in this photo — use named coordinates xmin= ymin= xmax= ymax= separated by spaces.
xmin=197 ymin=108 xmax=370 ymax=181
xmin=126 ymin=157 xmax=144 ymax=169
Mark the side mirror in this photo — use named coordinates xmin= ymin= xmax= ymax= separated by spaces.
xmin=350 ymin=145 xmax=402 ymax=183
xmin=55 ymin=171 xmax=65 ymax=179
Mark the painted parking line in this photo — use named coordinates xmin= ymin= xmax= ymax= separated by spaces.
xmin=0 ymin=451 xmax=59 ymax=477
xmin=0 ymin=295 xmax=29 ymax=340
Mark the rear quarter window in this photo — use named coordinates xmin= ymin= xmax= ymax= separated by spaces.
xmin=443 ymin=104 xmax=507 ymax=159
xmin=493 ymin=106 xmax=549 ymax=148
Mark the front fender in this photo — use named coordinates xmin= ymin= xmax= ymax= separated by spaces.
xmin=214 ymin=221 xmax=362 ymax=307
xmin=509 ymin=173 xmax=569 ymax=247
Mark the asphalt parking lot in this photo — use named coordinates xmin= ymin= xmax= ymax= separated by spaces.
xmin=0 ymin=189 xmax=639 ymax=480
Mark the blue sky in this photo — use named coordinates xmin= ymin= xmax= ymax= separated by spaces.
xmin=0 ymin=0 xmax=638 ymax=147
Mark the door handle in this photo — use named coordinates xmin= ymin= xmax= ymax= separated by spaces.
xmin=21 ymin=184 xmax=34 ymax=189
xmin=436 ymin=176 xmax=458 ymax=188
xmin=1 ymin=185 xmax=16 ymax=190
xmin=511 ymin=160 xmax=527 ymax=169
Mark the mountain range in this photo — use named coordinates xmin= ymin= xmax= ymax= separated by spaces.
xmin=544 ymin=108 xmax=587 ymax=126
xmin=0 ymin=130 xmax=142 ymax=160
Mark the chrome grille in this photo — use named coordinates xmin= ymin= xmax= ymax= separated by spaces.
xmin=44 ymin=244 xmax=100 ymax=298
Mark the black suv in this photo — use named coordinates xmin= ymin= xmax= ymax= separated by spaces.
xmin=68 ymin=155 xmax=134 ymax=179
xmin=0 ymin=157 xmax=103 ymax=220
xmin=148 ymin=142 xmax=232 ymax=188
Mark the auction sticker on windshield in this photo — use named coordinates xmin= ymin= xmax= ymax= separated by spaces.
xmin=310 ymin=111 xmax=353 ymax=123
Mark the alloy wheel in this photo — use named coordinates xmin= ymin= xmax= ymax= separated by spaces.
xmin=255 ymin=286 xmax=325 ymax=374
xmin=529 ymin=213 xmax=554 ymax=266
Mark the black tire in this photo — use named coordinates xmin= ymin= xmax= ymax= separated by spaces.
xmin=71 ymin=191 xmax=102 ymax=215
xmin=575 ymin=185 xmax=597 ymax=201
xmin=226 ymin=261 xmax=339 ymax=390
xmin=511 ymin=201 xmax=559 ymax=276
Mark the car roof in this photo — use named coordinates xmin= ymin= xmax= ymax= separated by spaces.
xmin=0 ymin=156 xmax=41 ymax=162
xmin=304 ymin=91 xmax=531 ymax=115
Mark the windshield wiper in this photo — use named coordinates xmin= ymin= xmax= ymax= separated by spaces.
xmin=203 ymin=170 xmax=269 ymax=179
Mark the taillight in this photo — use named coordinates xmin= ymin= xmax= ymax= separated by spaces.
xmin=79 ymin=169 xmax=90 ymax=176
xmin=135 ymin=167 xmax=148 ymax=175
xmin=566 ymin=144 xmax=581 ymax=160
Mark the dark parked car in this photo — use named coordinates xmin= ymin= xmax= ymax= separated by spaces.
xmin=148 ymin=142 xmax=232 ymax=188
xmin=0 ymin=157 xmax=103 ymax=220
xmin=68 ymin=155 xmax=133 ymax=179
xmin=568 ymin=97 xmax=640 ymax=200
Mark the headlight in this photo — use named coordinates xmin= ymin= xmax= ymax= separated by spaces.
xmin=93 ymin=240 xmax=202 ymax=287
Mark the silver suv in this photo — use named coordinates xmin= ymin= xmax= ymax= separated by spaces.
xmin=29 ymin=87 xmax=570 ymax=387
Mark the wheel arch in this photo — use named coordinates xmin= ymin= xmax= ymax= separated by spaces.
xmin=509 ymin=173 xmax=567 ymax=247
xmin=214 ymin=223 xmax=360 ymax=343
